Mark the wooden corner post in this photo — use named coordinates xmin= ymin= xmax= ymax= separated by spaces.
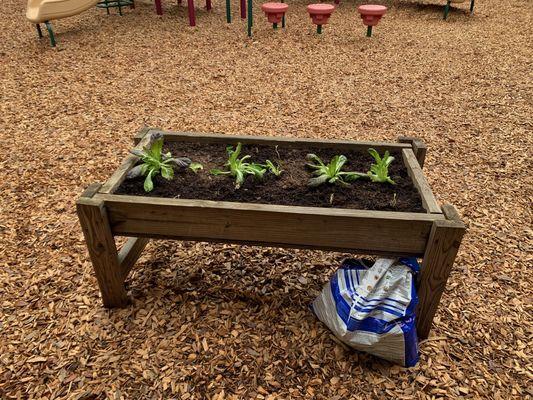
xmin=77 ymin=183 xmax=149 ymax=308
xmin=398 ymin=136 xmax=427 ymax=168
xmin=416 ymin=204 xmax=466 ymax=339
xmin=77 ymin=183 xmax=130 ymax=307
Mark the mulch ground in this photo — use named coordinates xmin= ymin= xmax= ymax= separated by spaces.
xmin=0 ymin=0 xmax=531 ymax=398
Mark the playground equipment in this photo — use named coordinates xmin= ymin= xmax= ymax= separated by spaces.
xmin=153 ymin=0 xmax=213 ymax=26
xmin=26 ymin=0 xmax=132 ymax=46
xmin=444 ymin=0 xmax=474 ymax=19
xmin=261 ymin=2 xmax=288 ymax=29
xmin=357 ymin=4 xmax=386 ymax=37
xmin=307 ymin=4 xmax=335 ymax=34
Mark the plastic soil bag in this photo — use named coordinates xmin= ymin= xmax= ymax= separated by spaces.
xmin=311 ymin=257 xmax=420 ymax=367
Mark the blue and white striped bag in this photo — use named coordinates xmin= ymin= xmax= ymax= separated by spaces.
xmin=311 ymin=257 xmax=420 ymax=367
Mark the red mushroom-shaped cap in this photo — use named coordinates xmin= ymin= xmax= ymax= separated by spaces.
xmin=357 ymin=4 xmax=387 ymax=26
xmin=307 ymin=3 xmax=335 ymax=25
xmin=261 ymin=2 xmax=289 ymax=24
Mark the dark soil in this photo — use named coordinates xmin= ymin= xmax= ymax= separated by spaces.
xmin=115 ymin=142 xmax=425 ymax=212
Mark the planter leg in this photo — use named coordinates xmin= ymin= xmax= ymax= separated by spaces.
xmin=36 ymin=24 xmax=43 ymax=38
xmin=443 ymin=0 xmax=451 ymax=20
xmin=469 ymin=0 xmax=474 ymax=14
xmin=77 ymin=185 xmax=130 ymax=308
xmin=416 ymin=205 xmax=465 ymax=339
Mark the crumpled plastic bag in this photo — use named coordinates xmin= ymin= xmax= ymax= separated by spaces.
xmin=311 ymin=257 xmax=420 ymax=367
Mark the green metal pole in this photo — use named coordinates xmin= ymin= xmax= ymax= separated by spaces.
xmin=226 ymin=0 xmax=231 ymax=23
xmin=366 ymin=25 xmax=372 ymax=37
xmin=470 ymin=0 xmax=475 ymax=13
xmin=44 ymin=21 xmax=56 ymax=47
xmin=273 ymin=22 xmax=277 ymax=29
xmin=317 ymin=24 xmax=322 ymax=34
xmin=36 ymin=24 xmax=43 ymax=38
xmin=247 ymin=0 xmax=252 ymax=37
xmin=443 ymin=0 xmax=450 ymax=19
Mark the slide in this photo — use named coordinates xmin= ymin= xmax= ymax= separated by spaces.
xmin=26 ymin=0 xmax=99 ymax=24
xmin=26 ymin=0 xmax=100 ymax=46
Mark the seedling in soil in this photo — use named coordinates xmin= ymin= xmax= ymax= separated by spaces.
xmin=306 ymin=154 xmax=366 ymax=187
xmin=189 ymin=162 xmax=204 ymax=173
xmin=264 ymin=160 xmax=283 ymax=177
xmin=210 ymin=143 xmax=268 ymax=189
xmin=367 ymin=148 xmax=395 ymax=184
xmin=127 ymin=133 xmax=192 ymax=192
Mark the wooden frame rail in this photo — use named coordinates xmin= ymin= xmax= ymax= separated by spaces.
xmin=77 ymin=128 xmax=465 ymax=340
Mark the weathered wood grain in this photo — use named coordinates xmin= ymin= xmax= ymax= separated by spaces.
xmin=398 ymin=136 xmax=427 ymax=168
xmin=402 ymin=149 xmax=441 ymax=214
xmin=99 ymin=130 xmax=153 ymax=194
xmin=96 ymin=194 xmax=444 ymax=256
xmin=118 ymin=237 xmax=149 ymax=278
xmin=416 ymin=210 xmax=465 ymax=339
xmin=134 ymin=129 xmax=412 ymax=153
xmin=77 ymin=197 xmax=130 ymax=308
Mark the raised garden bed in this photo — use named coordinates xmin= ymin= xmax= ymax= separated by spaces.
xmin=77 ymin=128 xmax=465 ymax=339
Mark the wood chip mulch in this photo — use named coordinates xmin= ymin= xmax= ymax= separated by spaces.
xmin=0 ymin=0 xmax=531 ymax=398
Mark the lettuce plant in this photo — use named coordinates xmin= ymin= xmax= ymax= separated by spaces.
xmin=367 ymin=148 xmax=395 ymax=184
xmin=306 ymin=154 xmax=366 ymax=187
xmin=127 ymin=133 xmax=192 ymax=192
xmin=210 ymin=143 xmax=267 ymax=189
xmin=264 ymin=160 xmax=283 ymax=177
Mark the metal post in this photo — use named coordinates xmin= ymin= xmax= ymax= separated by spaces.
xmin=273 ymin=22 xmax=277 ymax=29
xmin=44 ymin=21 xmax=56 ymax=47
xmin=155 ymin=0 xmax=163 ymax=15
xmin=281 ymin=0 xmax=285 ymax=28
xmin=247 ymin=0 xmax=252 ymax=37
xmin=470 ymin=0 xmax=474 ymax=13
xmin=118 ymin=0 xmax=123 ymax=16
xmin=240 ymin=0 xmax=246 ymax=19
xmin=226 ymin=0 xmax=231 ymax=22
xmin=443 ymin=0 xmax=451 ymax=19
xmin=317 ymin=24 xmax=322 ymax=34
xmin=36 ymin=24 xmax=43 ymax=38
xmin=186 ymin=0 xmax=195 ymax=26
xmin=366 ymin=25 xmax=372 ymax=37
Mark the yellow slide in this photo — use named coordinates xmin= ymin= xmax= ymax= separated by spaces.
xmin=26 ymin=0 xmax=99 ymax=24
xmin=26 ymin=0 xmax=100 ymax=46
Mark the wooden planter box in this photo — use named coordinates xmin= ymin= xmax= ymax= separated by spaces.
xmin=77 ymin=128 xmax=465 ymax=339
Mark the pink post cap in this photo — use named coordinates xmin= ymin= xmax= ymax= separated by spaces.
xmin=307 ymin=3 xmax=335 ymax=25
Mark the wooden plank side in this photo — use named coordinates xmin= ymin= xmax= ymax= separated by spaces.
xmin=139 ymin=130 xmax=412 ymax=153
xmin=99 ymin=131 xmax=153 ymax=194
xmin=118 ymin=237 xmax=149 ymax=278
xmin=416 ymin=219 xmax=465 ymax=339
xmin=97 ymin=194 xmax=443 ymax=256
xmin=402 ymin=149 xmax=441 ymax=214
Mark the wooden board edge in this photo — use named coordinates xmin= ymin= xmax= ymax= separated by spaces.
xmin=80 ymin=183 xmax=102 ymax=199
xmin=133 ymin=126 xmax=153 ymax=145
xmin=151 ymin=130 xmax=412 ymax=152
xmin=402 ymin=149 xmax=442 ymax=214
xmin=94 ymin=192 xmax=446 ymax=222
xmin=398 ymin=136 xmax=427 ymax=168
xmin=116 ymin=234 xmax=425 ymax=258
xmin=99 ymin=133 xmax=153 ymax=194
xmin=442 ymin=204 xmax=466 ymax=229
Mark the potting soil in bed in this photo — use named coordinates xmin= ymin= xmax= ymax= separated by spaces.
xmin=116 ymin=142 xmax=425 ymax=212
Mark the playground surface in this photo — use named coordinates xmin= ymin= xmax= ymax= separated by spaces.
xmin=0 ymin=0 xmax=531 ymax=398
